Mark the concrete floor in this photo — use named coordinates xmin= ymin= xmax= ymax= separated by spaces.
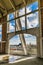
xmin=0 ymin=57 xmax=43 ymax=65
xmin=0 ymin=55 xmax=9 ymax=61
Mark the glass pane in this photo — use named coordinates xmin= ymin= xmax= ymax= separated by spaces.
xmin=9 ymin=35 xmax=23 ymax=51
xmin=27 ymin=12 xmax=39 ymax=29
xmin=9 ymin=35 xmax=21 ymax=45
xmin=9 ymin=13 xmax=14 ymax=20
xmin=7 ymin=12 xmax=15 ymax=21
xmin=26 ymin=1 xmax=38 ymax=13
xmin=24 ymin=34 xmax=36 ymax=45
xmin=7 ymin=20 xmax=15 ymax=33
xmin=24 ymin=34 xmax=37 ymax=55
xmin=19 ymin=8 xmax=25 ymax=16
xmin=20 ymin=17 xmax=25 ymax=30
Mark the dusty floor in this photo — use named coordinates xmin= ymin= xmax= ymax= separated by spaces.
xmin=0 ymin=57 xmax=43 ymax=65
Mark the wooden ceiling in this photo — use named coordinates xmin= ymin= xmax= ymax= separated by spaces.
xmin=0 ymin=0 xmax=37 ymax=18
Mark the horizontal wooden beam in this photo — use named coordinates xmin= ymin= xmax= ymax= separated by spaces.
xmin=7 ymin=27 xmax=39 ymax=39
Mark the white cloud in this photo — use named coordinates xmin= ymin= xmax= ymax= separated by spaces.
xmin=24 ymin=34 xmax=32 ymax=38
xmin=9 ymin=35 xmax=21 ymax=45
xmin=27 ymin=13 xmax=38 ymax=28
xmin=10 ymin=37 xmax=36 ymax=45
xmin=9 ymin=23 xmax=14 ymax=30
xmin=9 ymin=38 xmax=21 ymax=45
xmin=0 ymin=32 xmax=2 ymax=34
xmin=26 ymin=7 xmax=31 ymax=13
xmin=9 ymin=33 xmax=36 ymax=45
xmin=19 ymin=8 xmax=25 ymax=16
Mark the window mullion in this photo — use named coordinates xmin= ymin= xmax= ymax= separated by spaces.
xmin=25 ymin=7 xmax=27 ymax=30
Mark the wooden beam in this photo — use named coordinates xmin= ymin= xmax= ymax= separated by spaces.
xmin=0 ymin=3 xmax=5 ymax=10
xmin=15 ymin=11 xmax=27 ymax=55
xmin=0 ymin=1 xmax=7 ymax=17
xmin=9 ymin=0 xmax=16 ymax=10
xmin=2 ymin=17 xmax=7 ymax=53
xmin=23 ymin=0 xmax=26 ymax=6
xmin=7 ymin=27 xmax=39 ymax=39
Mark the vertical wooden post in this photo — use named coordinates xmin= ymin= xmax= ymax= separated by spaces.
xmin=2 ymin=17 xmax=7 ymax=54
xmin=38 ymin=0 xmax=43 ymax=58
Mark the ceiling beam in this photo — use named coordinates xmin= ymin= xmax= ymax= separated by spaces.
xmin=9 ymin=0 xmax=16 ymax=10
xmin=0 ymin=9 xmax=3 ymax=16
xmin=0 ymin=3 xmax=5 ymax=10
xmin=23 ymin=0 xmax=26 ymax=6
xmin=1 ymin=0 xmax=7 ymax=10
xmin=0 ymin=1 xmax=7 ymax=17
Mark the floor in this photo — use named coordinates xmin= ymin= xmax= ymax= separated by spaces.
xmin=0 ymin=56 xmax=43 ymax=65
xmin=0 ymin=54 xmax=9 ymax=61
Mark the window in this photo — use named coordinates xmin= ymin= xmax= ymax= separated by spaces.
xmin=26 ymin=1 xmax=38 ymax=13
xmin=19 ymin=8 xmax=25 ymax=16
xmin=24 ymin=34 xmax=36 ymax=45
xmin=7 ymin=20 xmax=15 ymax=33
xmin=7 ymin=13 xmax=15 ymax=21
xmin=24 ymin=34 xmax=37 ymax=55
xmin=9 ymin=35 xmax=23 ymax=51
xmin=7 ymin=12 xmax=15 ymax=33
xmin=9 ymin=35 xmax=21 ymax=45
xmin=27 ymin=12 xmax=39 ymax=29
xmin=7 ymin=1 xmax=39 ymax=31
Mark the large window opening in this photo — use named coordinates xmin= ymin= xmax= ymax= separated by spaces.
xmin=24 ymin=34 xmax=37 ymax=55
xmin=0 ymin=1 xmax=39 ymax=64
xmin=7 ymin=1 xmax=39 ymax=32
xmin=9 ymin=34 xmax=37 ymax=56
xmin=9 ymin=35 xmax=24 ymax=55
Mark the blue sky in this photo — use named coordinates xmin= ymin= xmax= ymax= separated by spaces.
xmin=0 ymin=1 xmax=38 ymax=45
xmin=28 ymin=1 xmax=38 ymax=11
